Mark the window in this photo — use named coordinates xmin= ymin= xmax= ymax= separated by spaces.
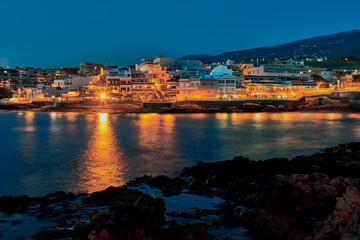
xmin=226 ymin=80 xmax=235 ymax=85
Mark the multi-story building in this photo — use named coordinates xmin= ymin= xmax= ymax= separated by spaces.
xmin=106 ymin=67 xmax=131 ymax=88
xmin=0 ymin=79 xmax=10 ymax=89
xmin=176 ymin=65 xmax=240 ymax=100
xmin=242 ymin=61 xmax=327 ymax=85
xmin=177 ymin=77 xmax=218 ymax=100
xmin=106 ymin=67 xmax=155 ymax=101
xmin=80 ymin=62 xmax=104 ymax=76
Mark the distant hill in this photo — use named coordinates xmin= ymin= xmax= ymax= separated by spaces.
xmin=180 ymin=54 xmax=212 ymax=60
xmin=180 ymin=30 xmax=360 ymax=63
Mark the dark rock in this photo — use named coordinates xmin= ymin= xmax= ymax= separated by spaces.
xmin=46 ymin=191 xmax=65 ymax=199
xmin=242 ymin=103 xmax=262 ymax=112
xmin=226 ymin=106 xmax=243 ymax=112
xmin=82 ymin=186 xmax=143 ymax=205
xmin=278 ymin=105 xmax=286 ymax=111
xmin=313 ymin=185 xmax=360 ymax=239
xmin=11 ymin=220 xmax=22 ymax=224
xmin=147 ymin=175 xmax=188 ymax=196
xmin=73 ymin=221 xmax=92 ymax=240
xmin=39 ymin=196 xmax=52 ymax=208
xmin=90 ymin=210 xmax=110 ymax=228
xmin=31 ymin=228 xmax=73 ymax=240
xmin=87 ymin=229 xmax=110 ymax=240
xmin=166 ymin=211 xmax=194 ymax=218
xmin=265 ymin=105 xmax=277 ymax=112
xmin=72 ymin=186 xmax=197 ymax=240
xmin=165 ymin=223 xmax=209 ymax=240
xmin=0 ymin=195 xmax=18 ymax=213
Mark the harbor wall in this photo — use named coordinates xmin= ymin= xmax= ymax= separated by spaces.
xmin=176 ymin=99 xmax=305 ymax=110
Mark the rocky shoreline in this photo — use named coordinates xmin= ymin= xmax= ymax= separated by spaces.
xmin=1 ymin=143 xmax=360 ymax=239
xmin=0 ymin=96 xmax=358 ymax=114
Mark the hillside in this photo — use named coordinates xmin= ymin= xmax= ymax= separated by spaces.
xmin=180 ymin=30 xmax=360 ymax=63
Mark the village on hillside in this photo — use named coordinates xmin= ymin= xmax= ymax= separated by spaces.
xmin=0 ymin=57 xmax=359 ymax=105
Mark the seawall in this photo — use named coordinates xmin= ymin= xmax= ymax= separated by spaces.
xmin=176 ymin=99 xmax=305 ymax=111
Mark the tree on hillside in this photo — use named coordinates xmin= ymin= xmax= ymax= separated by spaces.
xmin=0 ymin=88 xmax=14 ymax=99
xmin=311 ymin=74 xmax=325 ymax=82
xmin=353 ymin=75 xmax=360 ymax=82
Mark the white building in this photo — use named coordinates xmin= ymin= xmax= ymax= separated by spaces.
xmin=210 ymin=65 xmax=234 ymax=77
xmin=53 ymin=79 xmax=72 ymax=88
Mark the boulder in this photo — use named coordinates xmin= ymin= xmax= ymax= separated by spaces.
xmin=314 ymin=185 xmax=360 ymax=239
xmin=226 ymin=106 xmax=243 ymax=112
xmin=242 ymin=103 xmax=262 ymax=112
xmin=319 ymin=96 xmax=336 ymax=105
xmin=265 ymin=105 xmax=277 ymax=112
xmin=277 ymin=105 xmax=286 ymax=110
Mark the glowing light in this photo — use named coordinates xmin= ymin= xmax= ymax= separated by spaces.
xmin=100 ymin=93 xmax=106 ymax=100
xmin=99 ymin=113 xmax=108 ymax=123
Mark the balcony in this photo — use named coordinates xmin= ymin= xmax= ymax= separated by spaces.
xmin=132 ymin=88 xmax=155 ymax=91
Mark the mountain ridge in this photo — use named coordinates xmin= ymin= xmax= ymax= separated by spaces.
xmin=180 ymin=30 xmax=360 ymax=62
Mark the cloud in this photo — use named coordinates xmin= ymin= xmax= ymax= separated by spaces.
xmin=0 ymin=58 xmax=10 ymax=68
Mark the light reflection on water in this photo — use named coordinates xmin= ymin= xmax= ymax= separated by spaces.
xmin=25 ymin=111 xmax=35 ymax=132
xmin=135 ymin=114 xmax=179 ymax=176
xmin=0 ymin=111 xmax=359 ymax=196
xmin=74 ymin=113 xmax=126 ymax=193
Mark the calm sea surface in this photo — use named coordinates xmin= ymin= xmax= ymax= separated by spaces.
xmin=0 ymin=111 xmax=359 ymax=196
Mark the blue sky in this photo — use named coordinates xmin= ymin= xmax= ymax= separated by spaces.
xmin=1 ymin=0 xmax=359 ymax=68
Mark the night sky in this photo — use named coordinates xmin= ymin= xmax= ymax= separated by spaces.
xmin=1 ymin=0 xmax=359 ymax=68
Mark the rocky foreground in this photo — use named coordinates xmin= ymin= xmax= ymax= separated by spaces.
xmin=1 ymin=143 xmax=360 ymax=239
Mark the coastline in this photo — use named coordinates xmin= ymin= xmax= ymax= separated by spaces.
xmin=1 ymin=142 xmax=360 ymax=239
xmin=0 ymin=100 xmax=358 ymax=114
